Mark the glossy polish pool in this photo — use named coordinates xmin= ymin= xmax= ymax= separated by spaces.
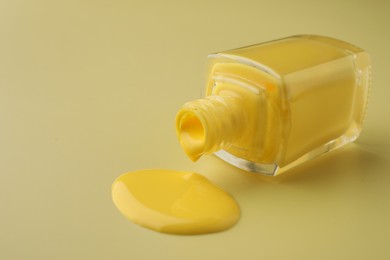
xmin=112 ymin=169 xmax=240 ymax=235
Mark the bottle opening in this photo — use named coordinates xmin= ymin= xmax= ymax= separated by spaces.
xmin=176 ymin=111 xmax=206 ymax=161
xmin=179 ymin=112 xmax=205 ymax=140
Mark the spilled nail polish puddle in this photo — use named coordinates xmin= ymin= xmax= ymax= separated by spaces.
xmin=112 ymin=169 xmax=240 ymax=235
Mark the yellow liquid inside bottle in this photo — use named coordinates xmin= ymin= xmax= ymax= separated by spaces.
xmin=176 ymin=35 xmax=371 ymax=175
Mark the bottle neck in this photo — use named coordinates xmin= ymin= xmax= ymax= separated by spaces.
xmin=176 ymin=93 xmax=245 ymax=161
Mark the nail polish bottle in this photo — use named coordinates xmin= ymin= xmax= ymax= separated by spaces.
xmin=176 ymin=35 xmax=371 ymax=175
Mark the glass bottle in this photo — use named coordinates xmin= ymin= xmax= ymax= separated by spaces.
xmin=176 ymin=35 xmax=371 ymax=175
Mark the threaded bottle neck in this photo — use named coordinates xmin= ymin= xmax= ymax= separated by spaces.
xmin=176 ymin=94 xmax=245 ymax=161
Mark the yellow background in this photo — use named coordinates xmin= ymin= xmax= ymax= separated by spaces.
xmin=1 ymin=0 xmax=389 ymax=259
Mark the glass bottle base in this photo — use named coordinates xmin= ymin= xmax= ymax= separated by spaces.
xmin=214 ymin=128 xmax=360 ymax=176
xmin=214 ymin=150 xmax=279 ymax=176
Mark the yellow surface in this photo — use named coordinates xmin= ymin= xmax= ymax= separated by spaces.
xmin=1 ymin=1 xmax=389 ymax=259
xmin=112 ymin=169 xmax=240 ymax=234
